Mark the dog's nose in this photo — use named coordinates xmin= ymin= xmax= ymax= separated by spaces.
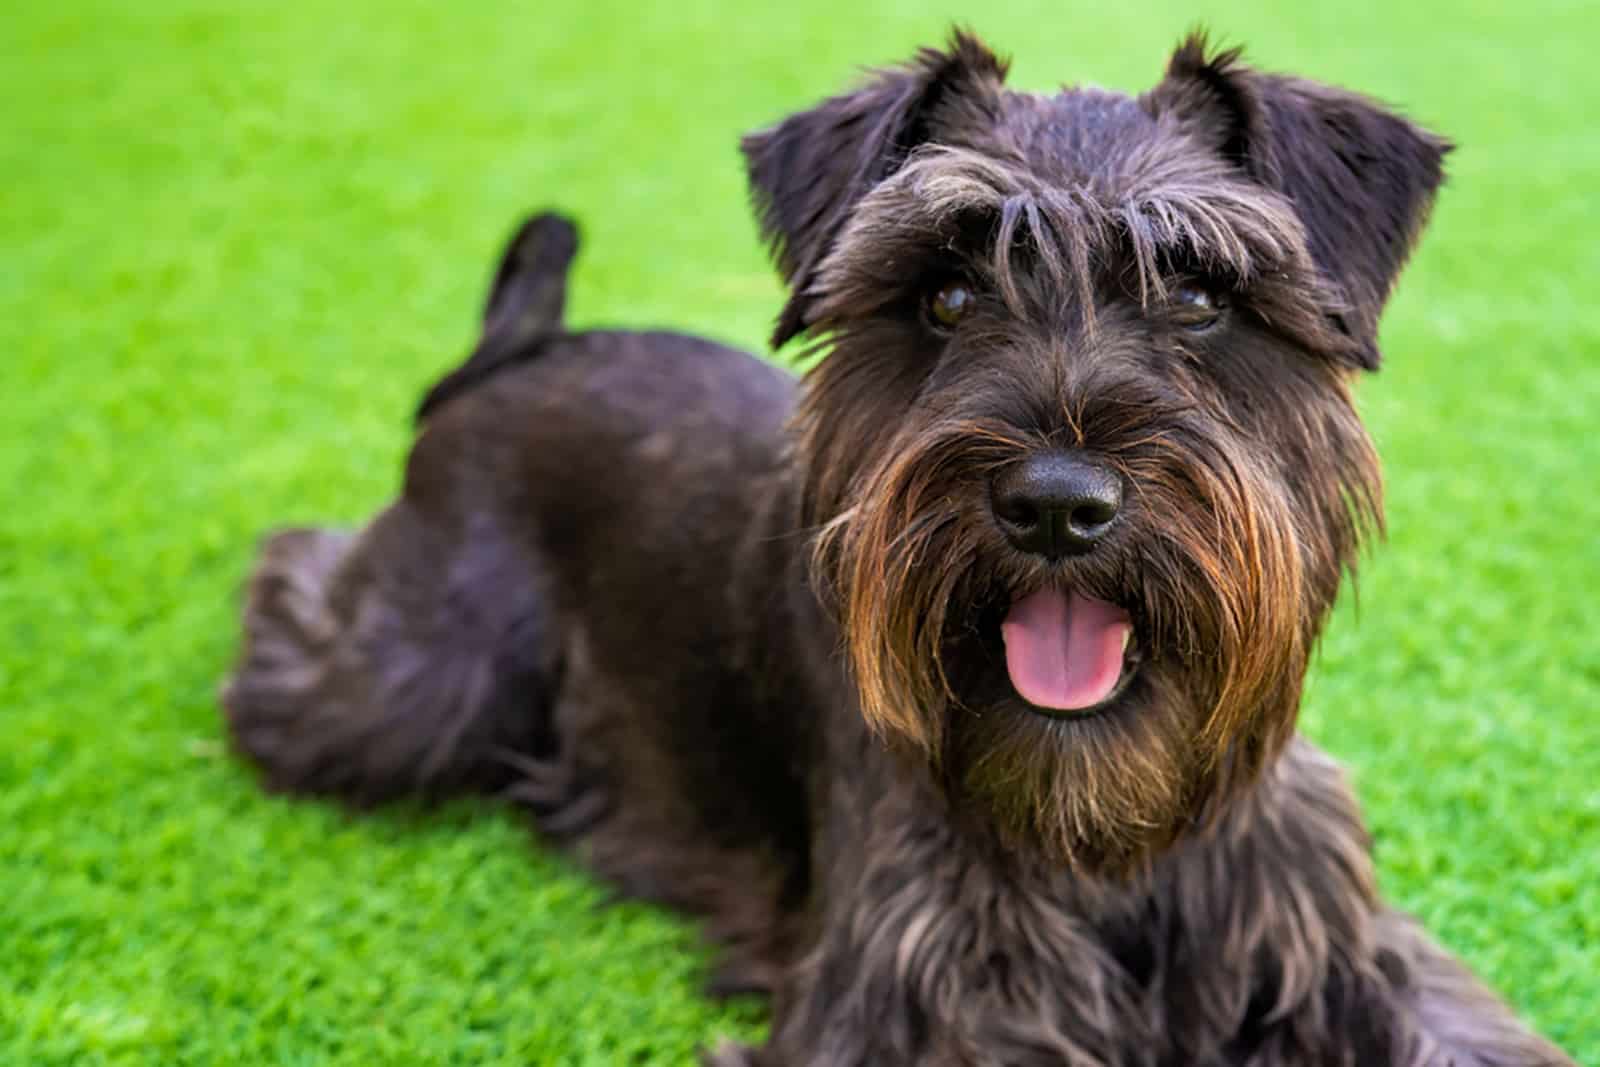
xmin=991 ymin=452 xmax=1122 ymax=559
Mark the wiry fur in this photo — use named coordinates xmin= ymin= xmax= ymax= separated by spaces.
xmin=221 ymin=33 xmax=1571 ymax=1067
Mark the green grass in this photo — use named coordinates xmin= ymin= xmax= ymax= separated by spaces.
xmin=3 ymin=1 xmax=1596 ymax=1063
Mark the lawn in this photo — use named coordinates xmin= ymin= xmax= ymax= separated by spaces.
xmin=2 ymin=1 xmax=1595 ymax=1063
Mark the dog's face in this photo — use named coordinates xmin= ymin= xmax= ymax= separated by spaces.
xmin=744 ymin=34 xmax=1448 ymax=871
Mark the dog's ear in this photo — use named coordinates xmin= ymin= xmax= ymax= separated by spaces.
xmin=1146 ymin=35 xmax=1451 ymax=369
xmin=416 ymin=212 xmax=578 ymax=422
xmin=742 ymin=31 xmax=1009 ymax=347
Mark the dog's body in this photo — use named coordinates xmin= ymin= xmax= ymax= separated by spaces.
xmin=223 ymin=34 xmax=1574 ymax=1066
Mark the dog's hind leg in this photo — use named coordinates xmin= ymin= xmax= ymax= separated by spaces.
xmin=220 ymin=478 xmax=559 ymax=806
xmin=220 ymin=211 xmax=586 ymax=807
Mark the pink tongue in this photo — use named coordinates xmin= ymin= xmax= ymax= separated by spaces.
xmin=1001 ymin=589 xmax=1131 ymax=712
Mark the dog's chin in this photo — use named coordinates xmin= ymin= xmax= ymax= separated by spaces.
xmin=938 ymin=599 xmax=1202 ymax=872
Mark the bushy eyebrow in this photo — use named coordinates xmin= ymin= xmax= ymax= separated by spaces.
xmin=851 ymin=145 xmax=1316 ymax=314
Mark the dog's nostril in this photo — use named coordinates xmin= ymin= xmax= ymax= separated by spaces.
xmin=996 ymin=496 xmax=1041 ymax=530
xmin=1069 ymin=498 xmax=1118 ymax=532
xmin=991 ymin=452 xmax=1122 ymax=559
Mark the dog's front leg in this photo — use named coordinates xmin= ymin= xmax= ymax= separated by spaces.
xmin=1367 ymin=910 xmax=1575 ymax=1067
xmin=704 ymin=790 xmax=1133 ymax=1067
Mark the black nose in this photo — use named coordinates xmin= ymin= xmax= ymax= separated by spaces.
xmin=991 ymin=452 xmax=1122 ymax=559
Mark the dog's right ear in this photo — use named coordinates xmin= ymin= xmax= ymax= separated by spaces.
xmin=742 ymin=32 xmax=1008 ymax=348
xmin=416 ymin=212 xmax=578 ymax=422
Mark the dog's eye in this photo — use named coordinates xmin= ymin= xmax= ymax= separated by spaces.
xmin=1170 ymin=283 xmax=1228 ymax=331
xmin=926 ymin=281 xmax=975 ymax=330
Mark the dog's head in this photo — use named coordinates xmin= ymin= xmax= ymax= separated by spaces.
xmin=744 ymin=32 xmax=1448 ymax=871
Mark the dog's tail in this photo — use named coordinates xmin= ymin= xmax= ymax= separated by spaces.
xmin=416 ymin=211 xmax=579 ymax=422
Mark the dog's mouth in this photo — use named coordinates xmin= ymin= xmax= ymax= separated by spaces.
xmin=998 ymin=588 xmax=1141 ymax=716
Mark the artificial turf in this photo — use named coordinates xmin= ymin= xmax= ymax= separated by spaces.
xmin=3 ymin=1 xmax=1596 ymax=1063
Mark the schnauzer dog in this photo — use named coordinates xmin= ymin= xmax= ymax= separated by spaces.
xmin=222 ymin=33 xmax=1574 ymax=1066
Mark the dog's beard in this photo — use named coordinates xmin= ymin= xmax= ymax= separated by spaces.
xmin=809 ymin=411 xmax=1321 ymax=874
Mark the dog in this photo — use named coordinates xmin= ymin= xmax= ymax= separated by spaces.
xmin=221 ymin=32 xmax=1575 ymax=1066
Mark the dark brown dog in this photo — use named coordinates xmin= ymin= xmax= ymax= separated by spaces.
xmin=222 ymin=33 xmax=1574 ymax=1066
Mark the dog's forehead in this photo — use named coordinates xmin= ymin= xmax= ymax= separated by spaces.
xmin=992 ymin=87 xmax=1201 ymax=194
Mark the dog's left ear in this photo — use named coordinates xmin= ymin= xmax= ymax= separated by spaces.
xmin=1146 ymin=35 xmax=1451 ymax=369
xmin=742 ymin=32 xmax=1009 ymax=347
